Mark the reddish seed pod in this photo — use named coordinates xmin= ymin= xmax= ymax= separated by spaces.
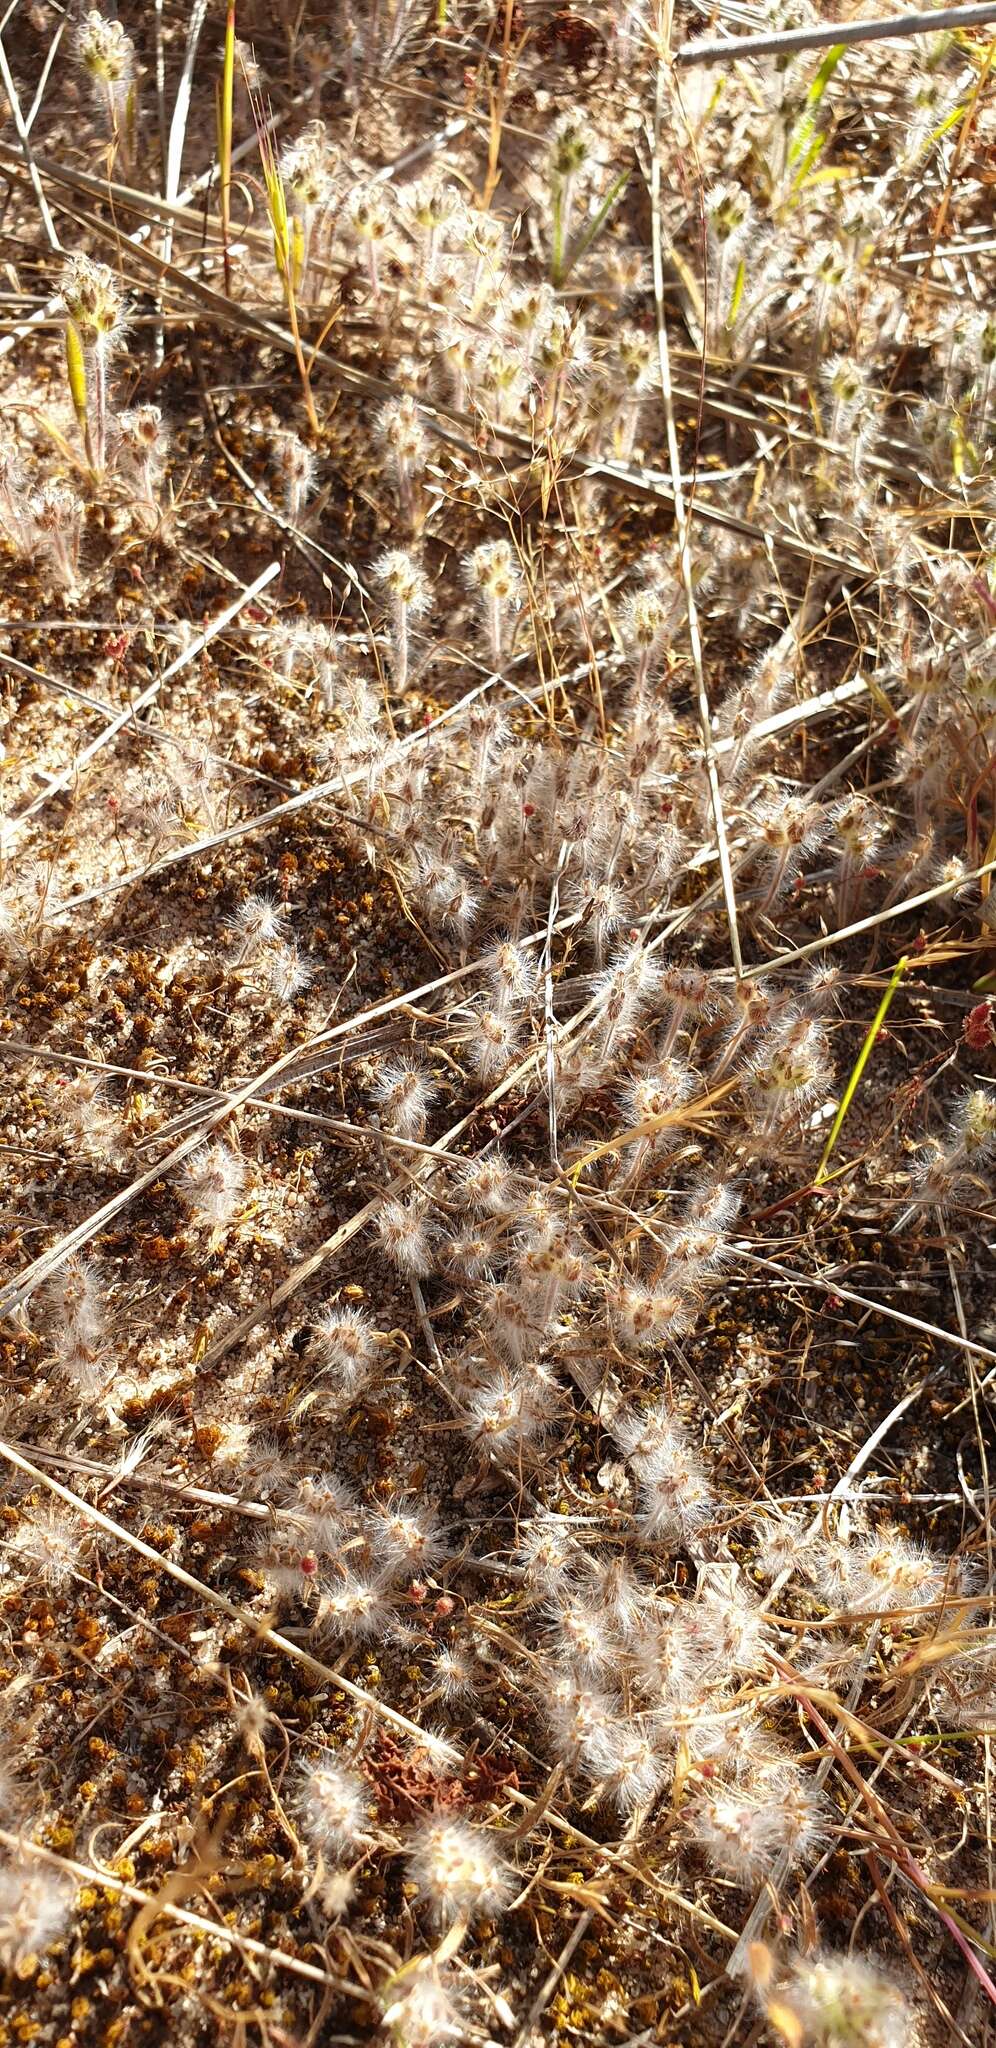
xmin=964 ymin=1000 xmax=994 ymax=1051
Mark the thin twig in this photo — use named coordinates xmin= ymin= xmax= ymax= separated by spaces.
xmin=0 ymin=140 xmax=871 ymax=578
xmin=0 ymin=26 xmax=60 ymax=250
xmin=755 ymin=859 xmax=996 ymax=977
xmin=676 ymin=2 xmax=996 ymax=67
xmin=0 ymin=1827 xmax=359 ymax=1994
xmin=645 ymin=70 xmax=743 ymax=978
xmin=4 ymin=560 xmax=279 ymax=837
xmin=735 ymin=1248 xmax=996 ymax=1369
xmin=0 ymin=1019 xmax=340 ymax=1320
xmin=0 ymin=1441 xmax=736 ymax=1943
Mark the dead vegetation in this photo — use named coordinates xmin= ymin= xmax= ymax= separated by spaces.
xmin=1 ymin=1 xmax=996 ymax=2044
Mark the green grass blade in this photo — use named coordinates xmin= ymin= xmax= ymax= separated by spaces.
xmin=806 ymin=42 xmax=845 ymax=108
xmin=816 ymin=954 xmax=909 ymax=1184
xmin=562 ymin=168 xmax=630 ymax=284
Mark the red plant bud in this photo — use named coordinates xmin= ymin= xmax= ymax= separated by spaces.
xmin=964 ymin=1000 xmax=994 ymax=1052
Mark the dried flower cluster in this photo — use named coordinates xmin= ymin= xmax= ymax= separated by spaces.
xmin=0 ymin=3 xmax=995 ymax=2044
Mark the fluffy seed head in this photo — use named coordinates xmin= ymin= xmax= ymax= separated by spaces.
xmin=685 ymin=1784 xmax=785 ymax=1884
xmin=273 ymin=430 xmax=315 ymax=503
xmin=0 ymin=1859 xmax=76 ymax=1970
xmin=60 ymin=254 xmax=125 ymax=344
xmin=607 ymin=1279 xmax=697 ymax=1353
xmin=116 ymin=405 xmax=167 ymax=465
xmin=314 ymin=1305 xmax=379 ymax=1396
xmin=6 ymin=1505 xmax=88 ymax=1588
xmin=347 ymin=183 xmax=393 ymax=244
xmin=707 ymin=183 xmax=751 ymax=248
xmin=830 ymin=793 xmax=884 ymax=868
xmin=297 ymin=1751 xmax=369 ymax=1854
xmin=406 ymin=1817 xmax=509 ymax=1926
xmin=850 ymin=1525 xmax=949 ymax=1611
xmin=549 ymin=109 xmax=592 ymax=179
xmin=548 ymin=1591 xmax=617 ymax=1676
xmin=405 ymin=176 xmax=461 ymax=234
xmin=280 ymin=123 xmax=335 ymax=211
xmin=456 ymin=1148 xmax=518 ymax=1215
xmin=368 ymin=1498 xmax=443 ymax=1572
xmin=432 ymin=1642 xmax=479 ymax=1700
xmin=463 ymin=998 xmax=522 ymax=1080
xmin=381 ymin=1964 xmax=465 ymax=2047
xmin=613 ymin=326 xmax=655 ymax=391
xmin=375 ymin=548 xmax=431 ymax=613
xmin=543 ymin=1672 xmax=615 ymax=1760
xmin=782 ymin=1951 xmax=911 ymax=2048
xmin=320 ymin=1569 xmax=392 ymax=1640
xmin=622 ymin=1054 xmax=696 ymax=1129
xmin=463 ymin=1363 xmax=556 ymax=1449
xmin=580 ymin=1718 xmax=664 ymax=1813
xmin=48 ymin=1253 xmax=104 ymax=1350
xmin=489 ymin=939 xmax=536 ymax=1000
xmin=516 ymin=1516 xmax=577 ymax=1590
xmin=226 ymin=894 xmax=287 ymax=951
xmin=262 ymin=941 xmax=312 ymax=1003
xmin=377 ymin=1197 xmax=435 ymax=1277
xmin=955 ymin=1087 xmax=996 ymax=1157
xmin=179 ymin=1140 xmax=246 ymax=1228
xmin=379 ymin=393 xmax=425 ymax=468
xmin=621 ymin=584 xmax=669 ymax=652
xmin=75 ymin=9 xmax=134 ymax=85
xmin=464 ymin=538 xmax=522 ymax=606
xmin=370 ymin=1056 xmax=437 ymax=1139
xmin=534 ymin=304 xmax=588 ymax=375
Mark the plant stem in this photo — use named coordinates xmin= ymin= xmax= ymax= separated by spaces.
xmin=283 ymin=276 xmax=318 ymax=437
xmin=551 ymin=180 xmax=564 ymax=286
xmin=393 ymin=598 xmax=409 ymax=693
xmin=88 ymin=339 xmax=108 ymax=472
xmin=219 ymin=0 xmax=236 ymax=296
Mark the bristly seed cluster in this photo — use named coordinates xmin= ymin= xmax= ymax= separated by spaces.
xmin=1 ymin=3 xmax=995 ymax=2043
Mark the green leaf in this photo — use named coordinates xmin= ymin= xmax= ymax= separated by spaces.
xmin=291 ymin=216 xmax=306 ymax=293
xmin=64 ymin=320 xmax=87 ymax=432
xmin=806 ymin=42 xmax=845 ymax=109
xmin=726 ymin=256 xmax=746 ymax=333
xmin=816 ymin=955 xmax=909 ymax=1184
xmin=930 ymin=99 xmax=967 ymax=146
xmin=787 ymin=46 xmax=842 ymax=176
xmin=561 ymin=168 xmax=630 ymax=284
xmin=799 ymin=164 xmax=854 ymax=186
xmin=788 ymin=108 xmax=815 ymax=167
xmin=791 ymin=127 xmax=828 ymax=191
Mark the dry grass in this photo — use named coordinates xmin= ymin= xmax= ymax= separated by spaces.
xmin=1 ymin=4 xmax=996 ymax=2046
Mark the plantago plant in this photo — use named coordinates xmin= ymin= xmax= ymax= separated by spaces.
xmin=59 ymin=254 xmax=126 ymax=474
xmin=75 ymin=9 xmax=137 ymax=167
xmin=3 ymin=5 xmax=996 ymax=2042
